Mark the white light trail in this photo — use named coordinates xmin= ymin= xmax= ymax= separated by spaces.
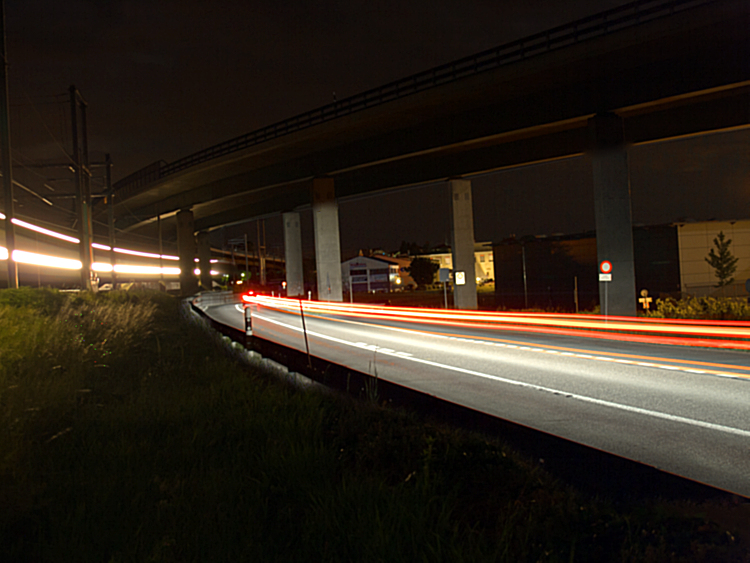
xmin=11 ymin=218 xmax=79 ymax=243
xmin=91 ymin=262 xmax=180 ymax=275
xmin=12 ymin=250 xmax=82 ymax=270
xmin=0 ymin=214 xmax=193 ymax=276
xmin=254 ymin=311 xmax=750 ymax=439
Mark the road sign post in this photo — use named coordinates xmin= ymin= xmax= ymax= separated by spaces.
xmin=439 ymin=268 xmax=450 ymax=309
xmin=599 ymin=261 xmax=613 ymax=319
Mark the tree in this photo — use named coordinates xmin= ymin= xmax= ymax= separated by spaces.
xmin=407 ymin=256 xmax=439 ymax=289
xmin=398 ymin=240 xmax=431 ymax=256
xmin=705 ymin=231 xmax=739 ymax=288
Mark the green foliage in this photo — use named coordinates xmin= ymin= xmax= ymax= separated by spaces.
xmin=0 ymin=286 xmax=67 ymax=315
xmin=398 ymin=240 xmax=431 ymax=255
xmin=407 ymin=256 xmax=439 ymax=289
xmin=644 ymin=296 xmax=750 ymax=320
xmin=705 ymin=231 xmax=739 ymax=287
xmin=0 ymin=289 xmax=746 ymax=561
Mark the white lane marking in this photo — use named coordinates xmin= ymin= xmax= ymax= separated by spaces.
xmin=254 ymin=313 xmax=750 ymax=439
xmin=253 ymin=307 xmax=747 ymax=382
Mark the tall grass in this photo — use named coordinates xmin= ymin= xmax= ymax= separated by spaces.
xmin=0 ymin=289 xmax=745 ymax=562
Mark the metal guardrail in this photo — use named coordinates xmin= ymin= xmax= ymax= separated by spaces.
xmin=115 ymin=0 xmax=716 ymax=197
xmin=112 ymin=160 xmax=166 ymax=202
xmin=192 ymin=291 xmax=242 ymax=308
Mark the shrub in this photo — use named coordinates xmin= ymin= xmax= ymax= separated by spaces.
xmin=645 ymin=296 xmax=750 ymax=320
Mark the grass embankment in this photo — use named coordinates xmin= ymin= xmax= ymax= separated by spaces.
xmin=0 ymin=288 xmax=746 ymax=561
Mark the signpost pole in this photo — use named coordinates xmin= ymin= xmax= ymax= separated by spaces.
xmin=438 ymin=267 xmax=450 ymax=309
xmin=599 ymin=260 xmax=613 ymax=322
xmin=604 ymin=282 xmax=608 ymax=321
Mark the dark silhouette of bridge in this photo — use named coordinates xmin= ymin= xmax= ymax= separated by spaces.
xmin=101 ymin=0 xmax=749 ymax=309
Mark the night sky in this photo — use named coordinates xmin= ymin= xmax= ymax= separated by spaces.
xmin=5 ymin=0 xmax=749 ymax=258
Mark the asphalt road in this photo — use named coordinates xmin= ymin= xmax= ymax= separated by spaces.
xmin=199 ymin=298 xmax=750 ymax=497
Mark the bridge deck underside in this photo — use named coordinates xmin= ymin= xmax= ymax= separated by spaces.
xmin=103 ymin=0 xmax=749 ymax=238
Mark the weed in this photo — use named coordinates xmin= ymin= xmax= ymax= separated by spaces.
xmin=0 ymin=289 xmax=746 ymax=562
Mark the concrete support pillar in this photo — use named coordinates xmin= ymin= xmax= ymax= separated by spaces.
xmin=589 ymin=113 xmax=636 ymax=316
xmin=283 ymin=211 xmax=304 ymax=297
xmin=176 ymin=208 xmax=198 ymax=296
xmin=312 ymin=178 xmax=343 ymax=301
xmin=449 ymin=179 xmax=478 ymax=310
xmin=197 ymin=231 xmax=212 ymax=291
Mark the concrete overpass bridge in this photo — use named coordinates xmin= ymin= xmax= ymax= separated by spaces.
xmin=101 ymin=0 xmax=750 ymax=311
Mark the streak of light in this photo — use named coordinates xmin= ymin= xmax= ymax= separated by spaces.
xmin=253 ymin=311 xmax=750 ymax=437
xmin=244 ymin=295 xmax=750 ymax=350
xmin=0 ymin=245 xmax=183 ymax=275
xmin=111 ymin=247 xmax=179 ymax=260
xmin=269 ymin=303 xmax=750 ymax=378
xmin=1 ymin=214 xmax=181 ymax=262
xmin=12 ymin=250 xmax=81 ymax=270
xmin=11 ymin=218 xmax=80 ymax=243
xmin=92 ymin=262 xmax=181 ymax=276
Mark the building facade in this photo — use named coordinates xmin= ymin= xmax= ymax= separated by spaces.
xmin=341 ymin=255 xmax=413 ymax=293
xmin=422 ymin=242 xmax=494 ymax=284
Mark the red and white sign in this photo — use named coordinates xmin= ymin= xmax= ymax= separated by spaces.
xmin=600 ymin=260 xmax=612 ymax=274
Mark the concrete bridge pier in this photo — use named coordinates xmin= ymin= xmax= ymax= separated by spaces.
xmin=589 ymin=113 xmax=636 ymax=316
xmin=197 ymin=231 xmax=212 ymax=291
xmin=177 ymin=208 xmax=199 ymax=296
xmin=449 ymin=179 xmax=478 ymax=310
xmin=312 ymin=178 xmax=343 ymax=301
xmin=283 ymin=211 xmax=304 ymax=297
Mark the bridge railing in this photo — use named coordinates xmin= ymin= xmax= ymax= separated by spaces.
xmin=192 ymin=291 xmax=242 ymax=308
xmin=113 ymin=160 xmax=166 ymax=201
xmin=115 ymin=0 xmax=715 ymax=195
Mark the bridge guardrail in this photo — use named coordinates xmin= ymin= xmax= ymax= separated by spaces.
xmin=115 ymin=0 xmax=716 ymax=196
xmin=192 ymin=291 xmax=242 ymax=308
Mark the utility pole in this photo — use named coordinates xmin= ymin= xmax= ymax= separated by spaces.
xmin=244 ymin=233 xmax=249 ymax=276
xmin=257 ymin=219 xmax=266 ymax=285
xmin=105 ymin=153 xmax=116 ymax=288
xmin=0 ymin=0 xmax=17 ymax=288
xmin=70 ymin=85 xmax=93 ymax=290
xmin=157 ymin=212 xmax=164 ymax=288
